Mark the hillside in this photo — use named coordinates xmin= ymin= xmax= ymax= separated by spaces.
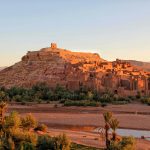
xmin=0 ymin=43 xmax=150 ymax=96
xmin=0 ymin=67 xmax=6 ymax=71
xmin=124 ymin=60 xmax=150 ymax=72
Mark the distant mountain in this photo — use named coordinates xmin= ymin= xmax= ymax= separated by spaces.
xmin=123 ymin=60 xmax=150 ymax=71
xmin=0 ymin=67 xmax=6 ymax=71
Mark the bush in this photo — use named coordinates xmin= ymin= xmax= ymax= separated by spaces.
xmin=71 ymin=143 xmax=101 ymax=150
xmin=13 ymin=95 xmax=22 ymax=102
xmin=10 ymin=129 xmax=38 ymax=146
xmin=121 ymin=136 xmax=136 ymax=150
xmin=136 ymin=91 xmax=141 ymax=99
xmin=60 ymin=99 xmax=66 ymax=104
xmin=141 ymin=97 xmax=150 ymax=105
xmin=64 ymin=100 xmax=100 ymax=107
xmin=21 ymin=101 xmax=26 ymax=105
xmin=6 ymin=136 xmax=15 ymax=150
xmin=54 ymin=133 xmax=71 ymax=150
xmin=37 ymin=134 xmax=71 ymax=150
xmin=21 ymin=113 xmax=37 ymax=131
xmin=112 ymin=101 xmax=128 ymax=105
xmin=109 ymin=141 xmax=122 ymax=150
xmin=101 ymin=103 xmax=108 ymax=107
xmin=4 ymin=111 xmax=21 ymax=129
xmin=0 ymin=91 xmax=7 ymax=100
xmin=128 ymin=96 xmax=135 ymax=101
xmin=34 ymin=124 xmax=48 ymax=132
xmin=18 ymin=141 xmax=35 ymax=150
xmin=109 ymin=136 xmax=136 ymax=150
xmin=99 ymin=94 xmax=113 ymax=103
xmin=37 ymin=135 xmax=55 ymax=150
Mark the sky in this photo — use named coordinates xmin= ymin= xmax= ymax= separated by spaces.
xmin=0 ymin=0 xmax=150 ymax=66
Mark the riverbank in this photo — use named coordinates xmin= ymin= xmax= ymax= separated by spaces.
xmin=8 ymin=103 xmax=150 ymax=130
xmin=8 ymin=103 xmax=150 ymax=149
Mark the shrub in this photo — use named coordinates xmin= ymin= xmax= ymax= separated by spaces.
xmin=37 ymin=135 xmax=55 ymax=150
xmin=86 ymin=91 xmax=94 ymax=100
xmin=13 ymin=95 xmax=22 ymax=102
xmin=18 ymin=141 xmax=35 ymax=150
xmin=136 ymin=91 xmax=141 ymax=99
xmin=4 ymin=111 xmax=21 ymax=129
xmin=99 ymin=94 xmax=113 ymax=103
xmin=6 ymin=136 xmax=15 ymax=150
xmin=109 ymin=141 xmax=122 ymax=150
xmin=64 ymin=100 xmax=100 ymax=107
xmin=109 ymin=136 xmax=136 ymax=150
xmin=37 ymin=99 xmax=42 ymax=104
xmin=21 ymin=101 xmax=26 ymax=105
xmin=60 ymin=99 xmax=66 ymax=104
xmin=141 ymin=97 xmax=150 ymax=105
xmin=112 ymin=101 xmax=128 ymax=105
xmin=11 ymin=129 xmax=38 ymax=146
xmin=128 ymin=96 xmax=135 ymax=101
xmin=34 ymin=124 xmax=48 ymax=132
xmin=120 ymin=136 xmax=136 ymax=150
xmin=54 ymin=133 xmax=71 ymax=150
xmin=21 ymin=113 xmax=37 ymax=131
xmin=0 ymin=91 xmax=7 ymax=100
xmin=101 ymin=103 xmax=108 ymax=107
xmin=37 ymin=134 xmax=71 ymax=150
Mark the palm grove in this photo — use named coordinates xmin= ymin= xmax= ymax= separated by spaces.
xmin=0 ymin=82 xmax=149 ymax=106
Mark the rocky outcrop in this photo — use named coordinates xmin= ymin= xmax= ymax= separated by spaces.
xmin=0 ymin=43 xmax=150 ymax=96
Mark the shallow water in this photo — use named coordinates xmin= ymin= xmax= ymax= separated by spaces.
xmin=116 ymin=129 xmax=150 ymax=140
xmin=94 ymin=128 xmax=150 ymax=141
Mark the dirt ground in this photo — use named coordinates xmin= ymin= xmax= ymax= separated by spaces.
xmin=8 ymin=103 xmax=150 ymax=150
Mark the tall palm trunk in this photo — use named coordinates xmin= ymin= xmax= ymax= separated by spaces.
xmin=112 ymin=131 xmax=117 ymax=141
xmin=105 ymin=123 xmax=110 ymax=149
xmin=103 ymin=112 xmax=112 ymax=149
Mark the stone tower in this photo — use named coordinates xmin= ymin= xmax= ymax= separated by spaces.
xmin=51 ymin=43 xmax=57 ymax=49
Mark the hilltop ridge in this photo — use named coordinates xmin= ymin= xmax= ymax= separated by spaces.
xmin=123 ymin=60 xmax=150 ymax=72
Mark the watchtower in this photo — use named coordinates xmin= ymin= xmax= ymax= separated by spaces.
xmin=51 ymin=43 xmax=57 ymax=49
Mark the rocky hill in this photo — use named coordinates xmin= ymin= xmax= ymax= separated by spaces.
xmin=124 ymin=60 xmax=150 ymax=72
xmin=0 ymin=43 xmax=150 ymax=96
xmin=0 ymin=67 xmax=6 ymax=71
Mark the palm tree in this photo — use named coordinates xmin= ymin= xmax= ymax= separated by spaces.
xmin=0 ymin=101 xmax=7 ymax=129
xmin=103 ymin=112 xmax=112 ymax=149
xmin=110 ymin=118 xmax=119 ymax=141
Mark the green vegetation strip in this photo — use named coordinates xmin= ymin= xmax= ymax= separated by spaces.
xmin=71 ymin=143 xmax=103 ymax=150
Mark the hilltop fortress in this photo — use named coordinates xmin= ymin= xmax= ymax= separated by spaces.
xmin=0 ymin=43 xmax=150 ymax=96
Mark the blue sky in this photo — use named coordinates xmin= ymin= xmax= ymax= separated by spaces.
xmin=0 ymin=0 xmax=150 ymax=66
